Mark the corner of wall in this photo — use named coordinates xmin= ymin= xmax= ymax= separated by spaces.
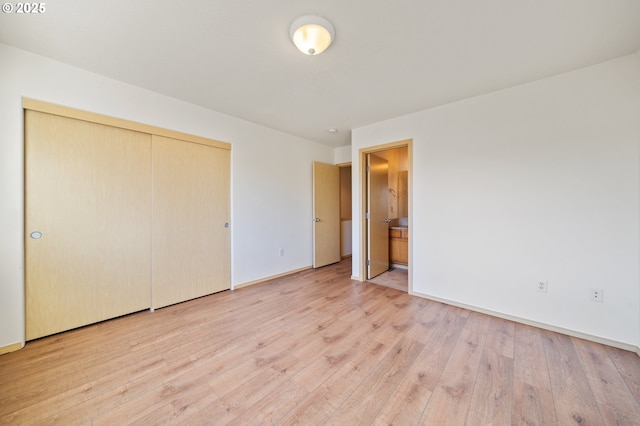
xmin=637 ymin=47 xmax=640 ymax=351
xmin=334 ymin=145 xmax=352 ymax=165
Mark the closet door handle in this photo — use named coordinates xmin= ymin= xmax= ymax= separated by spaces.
xmin=314 ymin=218 xmax=321 ymax=222
xmin=30 ymin=231 xmax=43 ymax=239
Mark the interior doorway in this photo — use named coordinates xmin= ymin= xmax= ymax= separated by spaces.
xmin=312 ymin=161 xmax=341 ymax=268
xmin=339 ymin=164 xmax=352 ymax=259
xmin=359 ymin=140 xmax=412 ymax=293
xmin=312 ymin=161 xmax=352 ymax=268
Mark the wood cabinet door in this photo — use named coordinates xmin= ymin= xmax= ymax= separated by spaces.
xmin=25 ymin=111 xmax=152 ymax=340
xmin=389 ymin=236 xmax=408 ymax=265
xmin=151 ymin=135 xmax=230 ymax=309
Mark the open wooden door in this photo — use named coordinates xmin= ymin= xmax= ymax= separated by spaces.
xmin=313 ymin=161 xmax=341 ymax=268
xmin=367 ymin=153 xmax=389 ymax=279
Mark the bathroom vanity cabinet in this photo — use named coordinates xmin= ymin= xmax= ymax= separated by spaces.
xmin=389 ymin=227 xmax=408 ymax=266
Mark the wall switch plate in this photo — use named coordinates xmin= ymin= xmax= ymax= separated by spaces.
xmin=537 ymin=281 xmax=547 ymax=293
xmin=279 ymin=248 xmax=285 ymax=256
xmin=590 ymin=288 xmax=603 ymax=303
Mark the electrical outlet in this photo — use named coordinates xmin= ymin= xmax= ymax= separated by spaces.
xmin=537 ymin=281 xmax=547 ymax=293
xmin=279 ymin=248 xmax=285 ymax=256
xmin=590 ymin=288 xmax=603 ymax=303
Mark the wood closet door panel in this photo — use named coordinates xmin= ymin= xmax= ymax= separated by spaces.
xmin=25 ymin=110 xmax=152 ymax=340
xmin=151 ymin=135 xmax=230 ymax=309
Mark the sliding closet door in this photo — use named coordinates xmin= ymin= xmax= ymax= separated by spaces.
xmin=25 ymin=110 xmax=152 ymax=340
xmin=151 ymin=135 xmax=230 ymax=309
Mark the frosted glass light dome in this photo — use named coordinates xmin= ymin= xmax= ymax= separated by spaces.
xmin=289 ymin=15 xmax=335 ymax=55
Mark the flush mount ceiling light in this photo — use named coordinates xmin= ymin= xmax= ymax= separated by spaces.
xmin=289 ymin=15 xmax=335 ymax=55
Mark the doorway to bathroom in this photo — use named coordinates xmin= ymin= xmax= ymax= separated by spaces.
xmin=359 ymin=140 xmax=412 ymax=293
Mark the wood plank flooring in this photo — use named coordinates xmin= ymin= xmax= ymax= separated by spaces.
xmin=1 ymin=259 xmax=639 ymax=425
xmin=367 ymin=267 xmax=408 ymax=292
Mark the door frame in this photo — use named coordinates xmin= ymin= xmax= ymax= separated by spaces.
xmin=358 ymin=139 xmax=413 ymax=293
xmin=336 ymin=162 xmax=352 ymax=260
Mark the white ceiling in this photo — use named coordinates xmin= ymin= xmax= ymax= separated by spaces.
xmin=1 ymin=0 xmax=639 ymax=147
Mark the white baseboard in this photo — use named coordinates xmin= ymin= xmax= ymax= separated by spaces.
xmin=412 ymin=291 xmax=640 ymax=356
xmin=234 ymin=265 xmax=313 ymax=289
xmin=390 ymin=264 xmax=408 ymax=270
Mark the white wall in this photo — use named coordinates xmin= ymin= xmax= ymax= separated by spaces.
xmin=352 ymin=53 xmax=640 ymax=348
xmin=334 ymin=145 xmax=351 ymax=164
xmin=341 ymin=220 xmax=352 ymax=257
xmin=0 ymin=43 xmax=333 ymax=350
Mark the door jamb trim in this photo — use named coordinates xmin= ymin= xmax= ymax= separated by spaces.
xmin=358 ymin=139 xmax=413 ymax=293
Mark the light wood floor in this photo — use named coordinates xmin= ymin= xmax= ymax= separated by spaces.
xmin=1 ymin=259 xmax=640 ymax=425
xmin=368 ymin=267 xmax=409 ymax=292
